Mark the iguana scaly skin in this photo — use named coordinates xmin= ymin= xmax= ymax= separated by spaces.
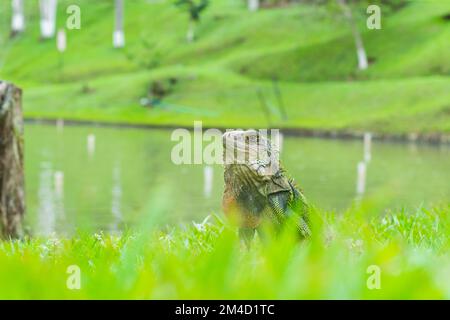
xmin=222 ymin=130 xmax=311 ymax=243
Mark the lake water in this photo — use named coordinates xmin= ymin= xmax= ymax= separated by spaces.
xmin=24 ymin=124 xmax=450 ymax=235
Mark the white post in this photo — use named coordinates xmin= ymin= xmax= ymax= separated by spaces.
xmin=113 ymin=0 xmax=125 ymax=48
xmin=356 ymin=161 xmax=366 ymax=195
xmin=39 ymin=0 xmax=57 ymax=39
xmin=356 ymin=45 xmax=369 ymax=70
xmin=56 ymin=118 xmax=64 ymax=131
xmin=363 ymin=132 xmax=372 ymax=162
xmin=56 ymin=28 xmax=66 ymax=80
xmin=248 ymin=0 xmax=259 ymax=12
xmin=203 ymin=166 xmax=213 ymax=198
xmin=11 ymin=0 xmax=25 ymax=34
xmin=57 ymin=29 xmax=66 ymax=53
xmin=186 ymin=20 xmax=195 ymax=43
xmin=87 ymin=134 xmax=96 ymax=156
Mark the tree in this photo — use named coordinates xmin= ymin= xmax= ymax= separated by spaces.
xmin=39 ymin=0 xmax=57 ymax=39
xmin=175 ymin=0 xmax=209 ymax=42
xmin=337 ymin=0 xmax=368 ymax=70
xmin=113 ymin=0 xmax=125 ymax=48
xmin=11 ymin=0 xmax=25 ymax=37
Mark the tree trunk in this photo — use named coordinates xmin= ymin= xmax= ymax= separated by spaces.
xmin=337 ymin=0 xmax=369 ymax=71
xmin=39 ymin=0 xmax=57 ymax=39
xmin=113 ymin=0 xmax=125 ymax=48
xmin=0 ymin=81 xmax=25 ymax=239
xmin=11 ymin=0 xmax=25 ymax=37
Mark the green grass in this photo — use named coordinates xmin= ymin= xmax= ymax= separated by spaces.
xmin=0 ymin=0 xmax=449 ymax=134
xmin=22 ymin=72 xmax=450 ymax=133
xmin=1 ymin=205 xmax=449 ymax=299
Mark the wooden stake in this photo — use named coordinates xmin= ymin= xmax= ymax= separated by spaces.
xmin=0 ymin=81 xmax=25 ymax=238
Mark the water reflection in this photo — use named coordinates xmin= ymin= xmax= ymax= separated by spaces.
xmin=110 ymin=162 xmax=123 ymax=231
xmin=53 ymin=171 xmax=65 ymax=221
xmin=37 ymin=162 xmax=55 ymax=235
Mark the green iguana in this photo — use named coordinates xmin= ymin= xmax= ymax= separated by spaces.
xmin=222 ymin=130 xmax=311 ymax=243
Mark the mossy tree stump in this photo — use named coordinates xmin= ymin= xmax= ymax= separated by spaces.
xmin=0 ymin=81 xmax=25 ymax=239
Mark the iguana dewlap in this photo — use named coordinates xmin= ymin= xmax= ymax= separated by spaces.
xmin=222 ymin=130 xmax=311 ymax=242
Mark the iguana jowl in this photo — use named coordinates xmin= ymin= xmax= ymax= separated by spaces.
xmin=222 ymin=130 xmax=311 ymax=242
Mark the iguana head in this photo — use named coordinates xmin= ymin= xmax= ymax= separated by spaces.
xmin=222 ymin=130 xmax=280 ymax=177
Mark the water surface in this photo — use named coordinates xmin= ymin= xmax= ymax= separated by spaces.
xmin=24 ymin=124 xmax=450 ymax=235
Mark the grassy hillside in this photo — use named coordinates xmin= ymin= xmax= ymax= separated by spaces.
xmin=235 ymin=2 xmax=450 ymax=81
xmin=1 ymin=205 xmax=449 ymax=299
xmin=0 ymin=0 xmax=449 ymax=134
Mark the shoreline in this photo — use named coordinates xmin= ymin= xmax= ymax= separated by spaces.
xmin=24 ymin=117 xmax=450 ymax=145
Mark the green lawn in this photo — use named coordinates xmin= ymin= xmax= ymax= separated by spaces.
xmin=0 ymin=0 xmax=449 ymax=134
xmin=1 ymin=204 xmax=449 ymax=299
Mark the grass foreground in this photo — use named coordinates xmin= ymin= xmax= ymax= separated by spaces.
xmin=0 ymin=205 xmax=449 ymax=299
